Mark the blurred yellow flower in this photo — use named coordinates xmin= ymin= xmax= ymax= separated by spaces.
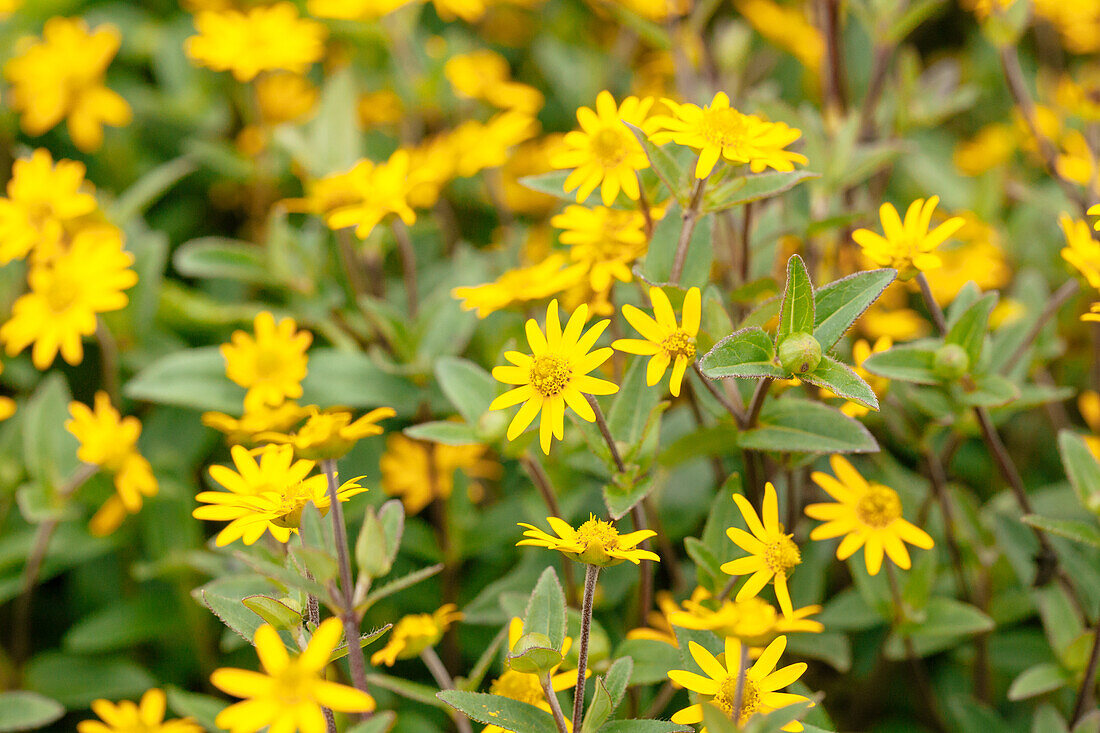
xmin=613 ymin=0 xmax=691 ymax=20
xmin=432 ymin=0 xmax=488 ymax=22
xmin=1033 ymin=0 xmax=1100 ymax=54
xmin=78 ymin=688 xmax=201 ymax=733
xmin=614 ymin=286 xmax=700 ymax=397
xmin=1085 ymin=301 xmax=1100 ymax=322
xmin=186 ymin=2 xmax=327 ymax=82
xmin=451 ymin=254 xmax=586 ymax=318
xmin=310 ymin=0 xmax=410 ymax=18
xmin=733 ymin=0 xmax=823 ymax=73
xmin=4 ymin=17 xmax=132 ymax=152
xmin=2 ymin=225 xmax=136 ymax=370
xmin=1080 ymin=391 xmax=1100 ymax=460
xmin=852 ymin=196 xmax=964 ymax=280
xmin=1056 ymin=130 xmax=1100 ymax=194
xmin=552 ymin=204 xmax=649 ymax=290
xmin=489 ymin=300 xmax=618 ymax=453
xmin=221 ymin=311 xmax=312 ymax=412
xmin=0 ymin=0 xmax=20 ymax=16
xmin=668 ymin=593 xmax=822 ymax=647
xmin=325 ymin=150 xmax=418 ymax=239
xmin=67 ymin=392 xmax=158 ymax=536
xmin=194 ymin=444 xmax=365 ymax=545
xmin=1060 ymin=213 xmax=1100 ymax=289
xmin=926 ymin=213 xmax=1011 ymax=304
xmin=445 ymin=50 xmax=544 ymax=113
xmin=953 ymin=123 xmax=1015 ymax=176
xmin=357 ymin=89 xmax=404 ymax=128
xmin=551 ymin=90 xmax=655 ymax=206
xmin=807 ymin=455 xmax=934 ymax=575
xmin=380 ymin=433 xmax=500 ymax=514
xmin=669 ymin=637 xmax=810 ymax=730
xmin=254 ymin=72 xmax=318 ymax=125
xmin=501 ymin=134 xmax=566 ymax=216
xmin=259 ymin=406 xmax=395 ymax=461
xmin=484 ymin=617 xmax=579 ymax=733
xmin=627 ymin=589 xmax=695 ymax=646
xmin=650 ymin=92 xmax=807 ymax=179
xmin=212 ymin=619 xmax=376 ymax=732
xmin=451 ymin=110 xmax=540 ymax=178
xmin=202 ymin=402 xmax=309 ymax=446
xmin=1056 ymin=73 xmax=1100 ymax=122
xmin=518 ymin=515 xmax=659 ymax=566
xmin=371 ymin=604 xmax=463 ymax=666
xmin=856 ymin=282 xmax=929 ymax=342
xmin=721 ymin=482 xmax=801 ymax=616
xmin=0 ymin=149 xmax=98 ymax=265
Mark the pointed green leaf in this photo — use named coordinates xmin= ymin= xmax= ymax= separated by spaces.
xmin=1008 ymin=663 xmax=1073 ymax=701
xmin=437 ymin=691 xmax=559 ymax=733
xmin=801 ymin=356 xmax=879 ymax=410
xmin=957 ymin=373 xmax=1018 ymax=408
xmin=598 ymin=722 xmax=693 ymax=732
xmin=165 ymin=686 xmax=227 ymax=732
xmin=173 ymin=238 xmax=275 ymax=285
xmin=604 ymin=473 xmax=661 ymax=521
xmin=242 ymin=595 xmax=303 ymax=629
xmin=946 ymin=292 xmax=997 ymax=367
xmin=0 ymin=691 xmax=65 ymax=732
xmin=813 ymin=268 xmax=896 ymax=350
xmin=624 ymin=122 xmax=686 ymax=201
xmin=519 ymin=171 xmax=601 ymax=206
xmin=739 ymin=398 xmax=878 ymax=454
xmin=777 ymin=255 xmax=815 ymax=343
xmin=524 ymin=566 xmax=567 ymax=650
xmin=582 ymin=678 xmax=614 ymax=733
xmin=436 ymin=357 xmax=498 ymax=425
xmin=1022 ymin=515 xmax=1100 ymax=550
xmin=699 ymin=327 xmax=784 ymax=379
xmin=862 ymin=345 xmax=940 ymax=384
xmin=884 ymin=598 xmax=995 ymax=659
xmin=702 ymin=170 xmax=820 ymax=212
xmin=347 ymin=712 xmax=398 ymax=733
xmin=328 ymin=625 xmax=392 ymax=662
xmin=1059 ymin=430 xmax=1100 ymax=514
xmin=403 ymin=421 xmax=481 ymax=446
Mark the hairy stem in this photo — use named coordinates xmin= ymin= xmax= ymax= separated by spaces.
xmin=541 ymin=674 xmax=570 ymax=733
xmin=670 ymin=177 xmax=708 ymax=284
xmin=422 ymin=647 xmax=473 ymax=733
xmin=521 ymin=453 xmax=577 ymax=604
xmin=572 ymin=564 xmax=600 ymax=731
xmin=585 ymin=394 xmax=626 ymax=473
xmin=733 ymin=643 xmax=750 ymax=722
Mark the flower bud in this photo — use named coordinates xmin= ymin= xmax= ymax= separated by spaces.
xmin=777 ymin=332 xmax=822 ymax=375
xmin=507 ymin=632 xmax=562 ymax=675
xmin=933 ymin=343 xmax=970 ymax=380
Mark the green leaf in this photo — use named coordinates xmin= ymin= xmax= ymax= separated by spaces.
xmin=24 ymin=652 xmax=154 ymax=708
xmin=437 ymin=691 xmax=559 ymax=733
xmin=165 ymin=686 xmax=228 ymax=732
xmin=598 ymin=722 xmax=693 ymax=733
xmin=777 ymin=255 xmax=815 ymax=342
xmin=378 ymin=500 xmax=405 ymax=570
xmin=1008 ymin=663 xmax=1073 ymax=701
xmin=702 ymin=171 xmax=819 ymax=212
xmin=785 ymin=632 xmax=851 ymax=673
xmin=242 ymin=595 xmax=303 ymax=629
xmin=361 ymin=563 xmax=445 ymax=611
xmin=347 ymin=712 xmax=398 ymax=733
xmin=603 ymin=656 xmax=633 ymax=710
xmin=641 ymin=203 xmax=714 ymax=287
xmin=1022 ymin=515 xmax=1100 ymax=550
xmin=173 ymin=237 xmax=275 ymax=285
xmin=125 ymin=346 xmax=243 ymax=413
xmin=812 ymin=269 xmax=896 ymax=350
xmin=198 ymin=585 xmax=266 ymax=645
xmin=0 ymin=691 xmax=64 ymax=732
xmin=608 ymin=355 xmax=662 ymax=448
xmin=519 ymin=171 xmax=598 ymax=205
xmin=885 ymin=597 xmax=995 ymax=659
xmin=403 ymin=421 xmax=480 ymax=445
xmin=945 ymin=292 xmax=997 ymax=367
xmin=739 ymin=398 xmax=878 ymax=454
xmin=371 ymin=674 xmax=450 ymax=708
xmin=861 ymin=344 xmax=940 ymax=384
xmin=582 ymin=678 xmax=615 ymax=733
xmin=436 ymin=357 xmax=498 ymax=425
xmin=603 ymin=472 xmax=660 ymax=521
xmin=624 ymin=122 xmax=686 ymax=201
xmin=23 ymin=374 xmax=79 ymax=495
xmin=611 ymin=639 xmax=681 ymax=685
xmin=801 ymin=356 xmax=879 ymax=410
xmin=329 ymin=625 xmax=392 ymax=662
xmin=1031 ymin=705 xmax=1070 ymax=733
xmin=525 ymin=566 xmax=568 ymax=650
xmin=63 ymin=593 xmax=182 ymax=653
xmin=958 ymin=373 xmax=1018 ymax=408
xmin=699 ymin=327 xmax=784 ymax=379
xmin=110 ymin=156 xmax=196 ymax=224
xmin=1059 ymin=430 xmax=1100 ymax=514
xmin=301 ymin=349 xmax=421 ymax=416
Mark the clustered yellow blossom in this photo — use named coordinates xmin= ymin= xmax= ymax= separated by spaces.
xmin=452 ymin=254 xmax=586 ymax=319
xmin=221 ymin=312 xmax=312 ymax=412
xmin=852 ymin=196 xmax=965 ymax=280
xmin=380 ymin=433 xmax=500 ymax=514
xmin=667 ymin=590 xmax=823 ymax=646
xmin=4 ymin=17 xmax=132 ymax=151
xmin=518 ymin=514 xmax=659 ymax=566
xmin=733 ymin=0 xmax=824 ymax=73
xmin=552 ymin=204 xmax=651 ymax=297
xmin=325 ymin=150 xmax=419 ymax=240
xmin=722 ymin=483 xmax=801 ymax=616
xmin=614 ymin=287 xmax=700 ymax=397
xmin=260 ymin=405 xmax=396 ymax=461
xmin=371 ymin=604 xmax=464 ymax=666
xmin=67 ymin=393 xmax=159 ymax=537
xmin=445 ymin=50 xmax=544 ymax=113
xmin=212 ymin=619 xmax=376 ymax=733
xmin=78 ymin=688 xmax=201 ymax=733
xmin=926 ymin=213 xmax=1011 ymax=305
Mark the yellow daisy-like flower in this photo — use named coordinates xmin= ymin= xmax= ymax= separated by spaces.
xmin=517 ymin=514 xmax=660 ymax=567
xmin=451 ymin=254 xmax=586 ymax=319
xmin=202 ymin=402 xmax=309 ymax=447
xmin=221 ymin=311 xmax=312 ymax=412
xmin=212 ymin=619 xmax=376 ymax=733
xmin=1089 ymin=202 xmax=1100 ymax=231
xmin=550 ymin=90 xmax=655 ymax=206
xmin=1085 ymin=302 xmax=1100 ymax=323
xmin=0 ymin=149 xmax=98 ymax=265
xmin=450 ymin=110 xmax=540 ymax=178
xmin=925 ymin=213 xmax=1011 ymax=305
xmin=357 ymin=89 xmax=404 ymax=128
xmin=3 ymin=18 xmax=132 ymax=152
xmin=551 ymin=204 xmax=650 ymax=293
xmin=1080 ymin=391 xmax=1100 ymax=460
xmin=1060 ymin=213 xmax=1100 ymax=290
xmin=649 ymin=92 xmax=807 ymax=179
xmin=193 ymin=444 xmax=366 ymax=546
xmin=185 ymin=2 xmax=327 ymax=82
xmin=668 ymin=592 xmax=822 ymax=647
xmin=371 ymin=604 xmax=464 ymax=666
xmin=669 ymin=636 xmax=811 ymax=731
xmin=720 ymin=482 xmax=801 ymax=617
xmin=613 ymin=286 xmax=700 ymax=397
xmin=953 ymin=123 xmax=1015 ymax=177
xmin=1 ymin=225 xmax=136 ymax=370
xmin=325 ymin=150 xmax=418 ymax=240
xmin=308 ymin=0 xmax=410 ymax=20
xmin=806 ymin=455 xmax=934 ymax=575
xmin=852 ymin=196 xmax=965 ymax=280
xmin=488 ymin=299 xmax=618 ymax=454
xmin=444 ymin=50 xmax=544 ymax=114
xmin=259 ymin=405 xmax=396 ymax=461
xmin=627 ymin=589 xmax=692 ymax=647
xmin=733 ymin=0 xmax=823 ymax=74
xmin=484 ymin=617 xmax=581 ymax=733
xmin=78 ymin=688 xmax=201 ymax=733
xmin=380 ymin=433 xmax=500 ymax=514
xmin=254 ymin=72 xmax=318 ymax=126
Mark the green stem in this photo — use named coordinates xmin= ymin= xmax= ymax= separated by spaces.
xmin=541 ymin=674 xmax=570 ymax=733
xmin=585 ymin=394 xmax=625 ymax=473
xmin=670 ymin=177 xmax=708 ymax=284
xmin=421 ymin=647 xmax=473 ymax=733
xmin=572 ymin=564 xmax=600 ymax=731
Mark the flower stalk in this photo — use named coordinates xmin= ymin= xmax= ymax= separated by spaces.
xmin=670 ymin=176 xmax=708 ymax=284
xmin=541 ymin=674 xmax=571 ymax=733
xmin=572 ymin=563 xmax=600 ymax=731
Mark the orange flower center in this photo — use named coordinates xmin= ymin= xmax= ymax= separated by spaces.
xmin=856 ymin=484 xmax=902 ymax=528
xmin=763 ymin=533 xmax=801 ymax=575
xmin=528 ymin=355 xmax=572 ymax=397
xmin=661 ymin=330 xmax=696 ymax=360
xmin=714 ymin=673 xmax=761 ymax=721
xmin=590 ymin=127 xmax=630 ymax=167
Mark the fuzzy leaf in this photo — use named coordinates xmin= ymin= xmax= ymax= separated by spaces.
xmin=0 ymin=691 xmax=65 ymax=732
xmin=699 ymin=327 xmax=784 ymax=379
xmin=739 ymin=398 xmax=878 ymax=454
xmin=812 ymin=269 xmax=896 ymax=350
xmin=945 ymin=292 xmax=997 ymax=367
xmin=777 ymin=255 xmax=815 ymax=343
xmin=524 ymin=566 xmax=567 ymax=650
xmin=702 ymin=170 xmax=819 ymax=212
xmin=437 ymin=691 xmax=559 ymax=733
xmin=801 ymin=356 xmax=879 ymax=410
xmin=862 ymin=345 xmax=940 ymax=384
xmin=1059 ymin=430 xmax=1100 ymax=515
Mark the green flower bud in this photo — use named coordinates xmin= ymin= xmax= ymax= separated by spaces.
xmin=507 ymin=632 xmax=562 ymax=675
xmin=933 ymin=343 xmax=970 ymax=380
xmin=777 ymin=332 xmax=822 ymax=375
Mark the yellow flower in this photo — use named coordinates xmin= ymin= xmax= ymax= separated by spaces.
xmin=450 ymin=111 xmax=540 ymax=178
xmin=78 ymin=688 xmax=201 ymax=733
xmin=627 ymin=589 xmax=696 ymax=646
xmin=451 ymin=254 xmax=586 ymax=319
xmin=517 ymin=514 xmax=659 ymax=567
xmin=669 ymin=636 xmax=811 ymax=731
xmin=613 ymin=0 xmax=691 ymax=20
xmin=325 ymin=150 xmax=418 ymax=239
xmin=667 ymin=592 xmax=823 ymax=646
xmin=484 ymin=617 xmax=580 ymax=733
xmin=733 ymin=0 xmax=823 ymax=73
xmin=254 ymin=72 xmax=318 ymax=125
xmin=551 ymin=90 xmax=655 ymax=206
xmin=551 ymin=204 xmax=650 ymax=293
xmin=489 ymin=299 xmax=618 ymax=453
xmin=852 ymin=196 xmax=965 ymax=279
xmin=2 ymin=225 xmax=136 ymax=370
xmin=613 ymin=286 xmax=700 ymax=398
xmin=357 ymin=90 xmax=404 ymax=128
xmin=309 ymin=0 xmax=411 ymax=19
xmin=3 ymin=18 xmax=132 ymax=152
xmin=0 ymin=0 xmax=21 ymax=16
xmin=925 ymin=213 xmax=1011 ymax=305
xmin=202 ymin=402 xmax=309 ymax=446
xmin=1055 ymin=130 xmax=1099 ymax=194
xmin=1080 ymin=391 xmax=1100 ymax=460
xmin=649 ymin=92 xmax=807 ymax=179
xmin=67 ymin=392 xmax=158 ymax=534
xmin=1056 ymin=73 xmax=1100 ymax=123
xmin=185 ymin=2 xmax=327 ymax=82
xmin=720 ymin=482 xmax=801 ymax=616
xmin=1061 ymin=213 xmax=1100 ymax=290
xmin=0 ymin=149 xmax=98 ymax=264
xmin=432 ymin=0 xmax=487 ymax=22
xmin=830 ymin=337 xmax=891 ymax=418
xmin=212 ymin=619 xmax=376 ymax=733
xmin=806 ymin=455 xmax=934 ymax=575
xmin=194 ymin=444 xmax=366 ymax=546
xmin=221 ymin=311 xmax=312 ymax=412
xmin=501 ymin=135 xmax=565 ymax=217
xmin=445 ymin=50 xmax=544 ymax=114
xmin=380 ymin=433 xmax=500 ymax=514
xmin=953 ymin=123 xmax=1015 ymax=176
xmin=1085 ymin=302 xmax=1100 ymax=323
xmin=259 ymin=406 xmax=396 ymax=461
xmin=371 ymin=604 xmax=464 ymax=666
